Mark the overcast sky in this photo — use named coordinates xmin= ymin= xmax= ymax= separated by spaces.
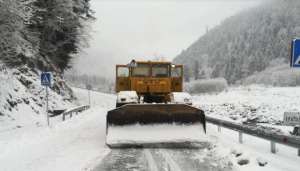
xmin=72 ymin=0 xmax=261 ymax=78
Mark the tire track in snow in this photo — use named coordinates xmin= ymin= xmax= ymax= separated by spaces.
xmin=93 ymin=148 xmax=233 ymax=171
xmin=159 ymin=149 xmax=182 ymax=171
xmin=143 ymin=149 xmax=159 ymax=171
xmin=92 ymin=149 xmax=148 ymax=171
xmin=160 ymin=149 xmax=234 ymax=171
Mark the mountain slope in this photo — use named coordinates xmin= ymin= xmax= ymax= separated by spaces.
xmin=0 ymin=64 xmax=75 ymax=131
xmin=174 ymin=0 xmax=300 ymax=84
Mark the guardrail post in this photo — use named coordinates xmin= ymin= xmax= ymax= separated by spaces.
xmin=62 ymin=114 xmax=65 ymax=121
xmin=298 ymin=149 xmax=300 ymax=157
xmin=70 ymin=112 xmax=72 ymax=118
xmin=271 ymin=141 xmax=276 ymax=154
xmin=239 ymin=131 xmax=243 ymax=144
xmin=218 ymin=125 xmax=221 ymax=132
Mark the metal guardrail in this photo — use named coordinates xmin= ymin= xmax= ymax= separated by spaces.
xmin=62 ymin=105 xmax=90 ymax=121
xmin=206 ymin=116 xmax=300 ymax=157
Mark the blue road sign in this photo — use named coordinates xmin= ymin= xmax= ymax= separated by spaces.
xmin=41 ymin=72 xmax=51 ymax=86
xmin=291 ymin=39 xmax=300 ymax=68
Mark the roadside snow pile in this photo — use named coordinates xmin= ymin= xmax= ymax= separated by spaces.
xmin=0 ymin=65 xmax=74 ymax=131
xmin=193 ymin=85 xmax=300 ymax=126
xmin=106 ymin=123 xmax=209 ymax=147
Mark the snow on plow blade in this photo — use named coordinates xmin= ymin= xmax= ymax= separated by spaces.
xmin=106 ymin=104 xmax=208 ymax=148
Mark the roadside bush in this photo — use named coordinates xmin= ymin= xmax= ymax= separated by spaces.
xmin=185 ymin=78 xmax=228 ymax=94
xmin=242 ymin=65 xmax=300 ymax=87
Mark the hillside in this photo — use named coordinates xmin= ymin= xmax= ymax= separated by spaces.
xmin=174 ymin=0 xmax=300 ymax=84
xmin=0 ymin=64 xmax=75 ymax=131
xmin=0 ymin=0 xmax=93 ymax=130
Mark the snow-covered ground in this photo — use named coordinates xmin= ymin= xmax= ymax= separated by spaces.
xmin=0 ymin=66 xmax=74 ymax=132
xmin=193 ymin=86 xmax=300 ymax=170
xmin=193 ymin=85 xmax=300 ymax=134
xmin=207 ymin=124 xmax=300 ymax=171
xmin=0 ymin=87 xmax=115 ymax=171
xmin=1 ymin=84 xmax=300 ymax=170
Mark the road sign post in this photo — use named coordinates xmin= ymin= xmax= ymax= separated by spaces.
xmin=46 ymin=86 xmax=49 ymax=126
xmin=41 ymin=72 xmax=52 ymax=126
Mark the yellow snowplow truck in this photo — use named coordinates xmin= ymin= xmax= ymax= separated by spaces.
xmin=106 ymin=60 xmax=207 ymax=148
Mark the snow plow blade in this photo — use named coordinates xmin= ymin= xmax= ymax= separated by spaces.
xmin=106 ymin=104 xmax=207 ymax=148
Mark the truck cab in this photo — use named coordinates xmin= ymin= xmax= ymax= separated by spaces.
xmin=115 ymin=60 xmax=183 ymax=105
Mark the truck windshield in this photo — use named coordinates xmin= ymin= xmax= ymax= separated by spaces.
xmin=152 ymin=64 xmax=169 ymax=77
xmin=117 ymin=66 xmax=129 ymax=77
xmin=171 ymin=66 xmax=182 ymax=77
xmin=132 ymin=64 xmax=150 ymax=77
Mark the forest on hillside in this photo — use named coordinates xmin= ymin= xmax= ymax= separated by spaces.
xmin=174 ymin=0 xmax=300 ymax=84
xmin=0 ymin=0 xmax=94 ymax=73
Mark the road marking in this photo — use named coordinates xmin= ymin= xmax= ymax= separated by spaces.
xmin=160 ymin=150 xmax=182 ymax=171
xmin=144 ymin=149 xmax=159 ymax=171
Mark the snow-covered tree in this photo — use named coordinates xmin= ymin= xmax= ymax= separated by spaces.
xmin=30 ymin=0 xmax=94 ymax=72
xmin=0 ymin=0 xmax=94 ymax=72
xmin=0 ymin=0 xmax=36 ymax=67
xmin=174 ymin=0 xmax=300 ymax=84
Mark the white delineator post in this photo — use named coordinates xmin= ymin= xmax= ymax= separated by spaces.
xmin=218 ymin=125 xmax=221 ymax=132
xmin=86 ymin=84 xmax=92 ymax=107
xmin=271 ymin=141 xmax=276 ymax=154
xmin=239 ymin=131 xmax=243 ymax=144
xmin=88 ymin=89 xmax=91 ymax=107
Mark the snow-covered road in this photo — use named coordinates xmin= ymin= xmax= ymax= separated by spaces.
xmin=1 ymin=86 xmax=300 ymax=171
xmin=92 ymin=148 xmax=233 ymax=171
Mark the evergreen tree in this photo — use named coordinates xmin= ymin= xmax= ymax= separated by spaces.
xmin=0 ymin=0 xmax=94 ymax=71
xmin=29 ymin=0 xmax=93 ymax=72
xmin=0 ymin=0 xmax=35 ymax=67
